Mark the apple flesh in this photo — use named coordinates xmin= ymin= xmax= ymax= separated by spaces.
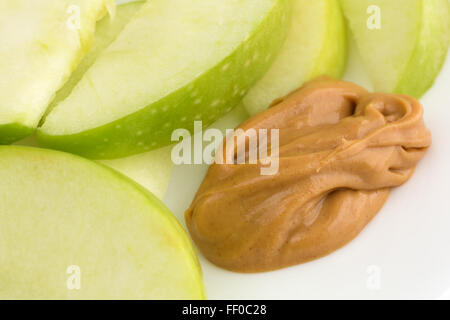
xmin=37 ymin=0 xmax=291 ymax=159
xmin=243 ymin=0 xmax=347 ymax=115
xmin=46 ymin=1 xmax=145 ymax=116
xmin=340 ymin=0 xmax=450 ymax=98
xmin=0 ymin=0 xmax=115 ymax=144
xmin=0 ymin=146 xmax=204 ymax=299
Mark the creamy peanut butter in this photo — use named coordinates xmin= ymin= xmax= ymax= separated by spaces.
xmin=186 ymin=77 xmax=432 ymax=273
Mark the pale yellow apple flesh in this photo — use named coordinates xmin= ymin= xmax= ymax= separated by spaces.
xmin=46 ymin=1 xmax=144 ymax=116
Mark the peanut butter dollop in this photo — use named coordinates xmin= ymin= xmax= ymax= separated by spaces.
xmin=186 ymin=78 xmax=432 ymax=273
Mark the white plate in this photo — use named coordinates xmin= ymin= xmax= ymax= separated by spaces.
xmin=164 ymin=37 xmax=450 ymax=299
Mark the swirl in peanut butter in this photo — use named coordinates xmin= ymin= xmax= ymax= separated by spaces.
xmin=186 ymin=78 xmax=432 ymax=273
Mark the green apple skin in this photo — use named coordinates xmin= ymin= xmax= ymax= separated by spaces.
xmin=37 ymin=0 xmax=291 ymax=160
xmin=341 ymin=0 xmax=450 ymax=98
xmin=243 ymin=0 xmax=347 ymax=115
xmin=0 ymin=0 xmax=115 ymax=144
xmin=0 ymin=123 xmax=35 ymax=145
xmin=0 ymin=145 xmax=204 ymax=299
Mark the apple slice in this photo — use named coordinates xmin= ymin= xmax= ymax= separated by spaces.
xmin=243 ymin=0 xmax=347 ymax=115
xmin=0 ymin=0 xmax=115 ymax=144
xmin=37 ymin=0 xmax=290 ymax=159
xmin=0 ymin=146 xmax=204 ymax=299
xmin=340 ymin=0 xmax=450 ymax=98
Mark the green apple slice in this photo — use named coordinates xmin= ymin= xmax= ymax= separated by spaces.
xmin=243 ymin=0 xmax=347 ymax=115
xmin=0 ymin=0 xmax=115 ymax=144
xmin=340 ymin=0 xmax=450 ymax=98
xmin=37 ymin=0 xmax=290 ymax=159
xmin=0 ymin=146 xmax=203 ymax=299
